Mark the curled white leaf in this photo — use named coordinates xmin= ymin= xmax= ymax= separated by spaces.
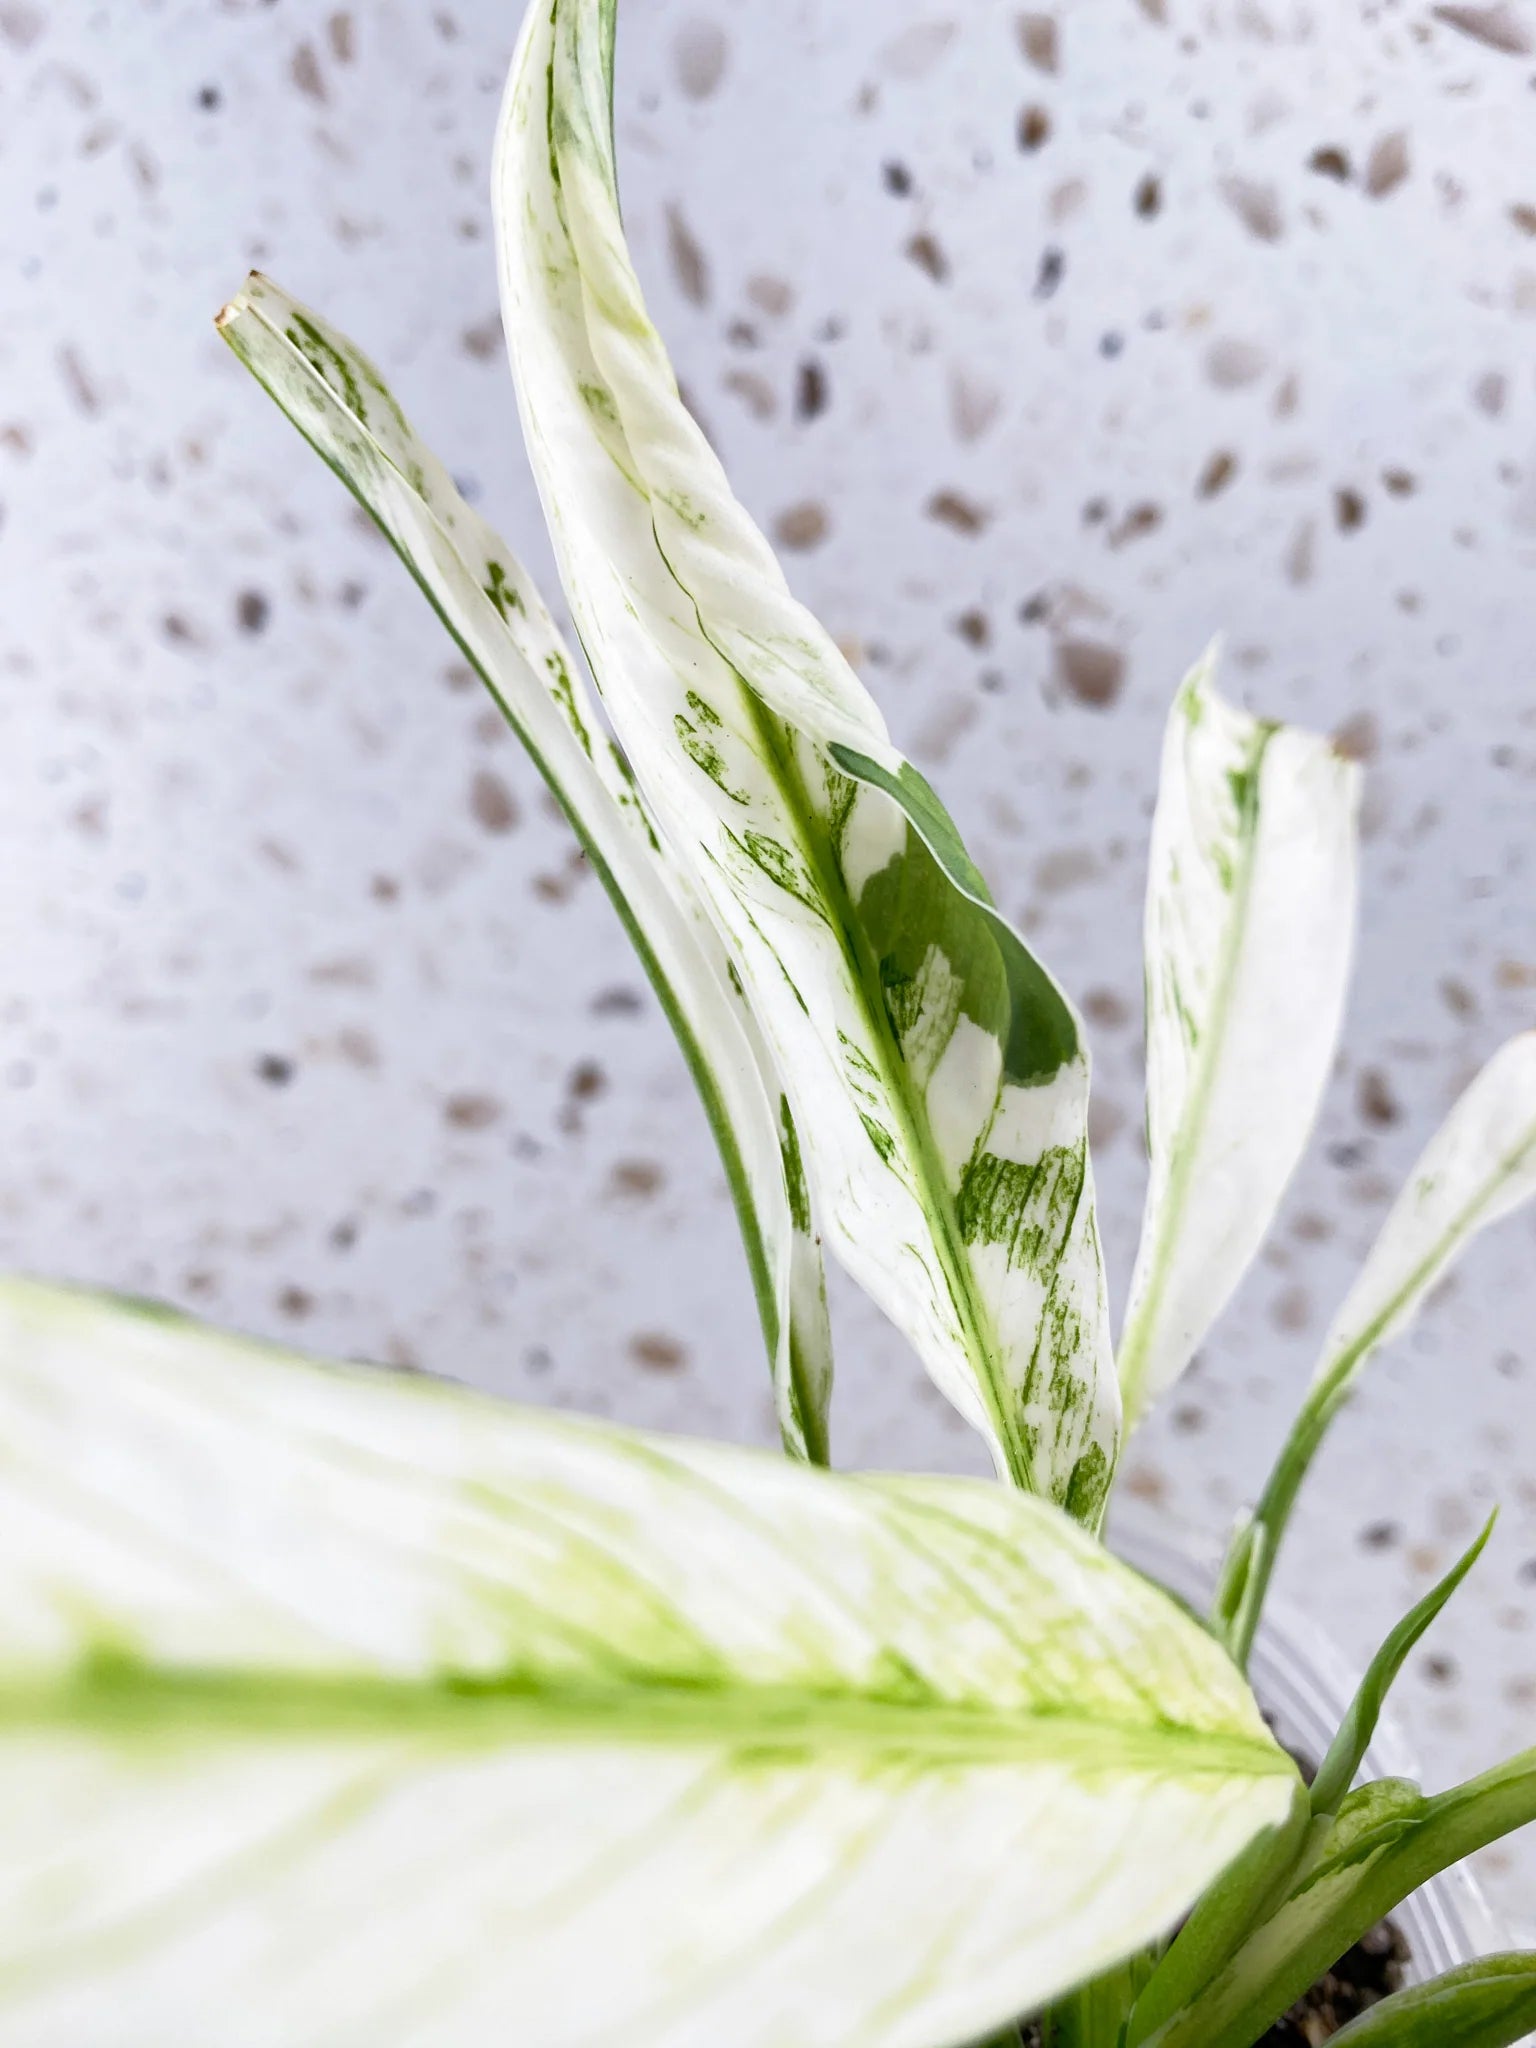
xmin=1120 ymin=650 xmax=1359 ymax=1428
xmin=494 ymin=0 xmax=1116 ymax=1513
xmin=216 ymin=274 xmax=832 ymax=1461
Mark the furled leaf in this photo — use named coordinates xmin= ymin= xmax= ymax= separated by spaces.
xmin=1309 ymin=1515 xmax=1495 ymax=1819
xmin=493 ymin=0 xmax=1117 ymax=1513
xmin=0 ymin=1279 xmax=1294 ymax=2047
xmin=1141 ymin=1526 xmax=1496 ymax=2048
xmin=1147 ymin=1758 xmax=1536 ymax=2048
xmin=1328 ymin=1953 xmax=1536 ymax=2046
xmin=1124 ymin=1790 xmax=1311 ymax=2047
xmin=215 ymin=274 xmax=832 ymax=1462
xmin=1216 ymin=1031 xmax=1536 ymax=1659
xmin=1117 ymin=649 xmax=1359 ymax=1428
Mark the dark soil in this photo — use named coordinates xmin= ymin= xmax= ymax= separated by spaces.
xmin=1015 ymin=1914 xmax=1407 ymax=2042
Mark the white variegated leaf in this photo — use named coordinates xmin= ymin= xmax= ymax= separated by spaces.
xmin=0 ymin=1280 xmax=1295 ymax=2048
xmin=1118 ymin=649 xmax=1359 ymax=1428
xmin=1215 ymin=1032 xmax=1536 ymax=1659
xmin=1313 ymin=1029 xmax=1536 ymax=1393
xmin=216 ymin=276 xmax=831 ymax=1462
xmin=494 ymin=0 xmax=1116 ymax=1515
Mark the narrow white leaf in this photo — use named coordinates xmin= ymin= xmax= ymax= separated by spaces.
xmin=0 ymin=1281 xmax=1295 ymax=2048
xmin=1215 ymin=1031 xmax=1536 ymax=1660
xmin=216 ymin=276 xmax=832 ymax=1461
xmin=1119 ymin=650 xmax=1359 ymax=1426
xmin=494 ymin=0 xmax=1117 ymax=1514
xmin=1314 ymin=1030 xmax=1536 ymax=1396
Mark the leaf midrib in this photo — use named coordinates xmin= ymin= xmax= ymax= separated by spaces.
xmin=754 ymin=710 xmax=1022 ymax=1470
xmin=5 ymin=1664 xmax=1290 ymax=1776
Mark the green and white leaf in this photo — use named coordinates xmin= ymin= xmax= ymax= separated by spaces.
xmin=0 ymin=1279 xmax=1295 ymax=2048
xmin=494 ymin=0 xmax=1116 ymax=1514
xmin=1216 ymin=1031 xmax=1536 ymax=1658
xmin=1328 ymin=1954 xmax=1536 ymax=2047
xmin=1308 ymin=1029 xmax=1536 ymax=1409
xmin=216 ymin=274 xmax=832 ymax=1463
xmin=1148 ymin=1759 xmax=1536 ymax=2048
xmin=1118 ymin=649 xmax=1359 ymax=1427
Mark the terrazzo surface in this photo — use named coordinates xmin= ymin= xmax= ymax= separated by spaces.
xmin=4 ymin=0 xmax=1535 ymax=1935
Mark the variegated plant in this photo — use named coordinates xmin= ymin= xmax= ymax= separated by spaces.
xmin=3 ymin=0 xmax=1535 ymax=2042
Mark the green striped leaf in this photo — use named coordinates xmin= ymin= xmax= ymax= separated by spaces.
xmin=0 ymin=1279 xmax=1294 ymax=2048
xmin=1147 ymin=1758 xmax=1536 ymax=2048
xmin=1118 ymin=649 xmax=1359 ymax=1428
xmin=494 ymin=0 xmax=1116 ymax=1514
xmin=215 ymin=275 xmax=832 ymax=1463
xmin=1328 ymin=1954 xmax=1536 ymax=2046
xmin=1308 ymin=1516 xmax=1495 ymax=1820
xmin=1216 ymin=1031 xmax=1536 ymax=1659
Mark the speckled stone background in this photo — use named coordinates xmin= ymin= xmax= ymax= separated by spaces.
xmin=4 ymin=0 xmax=1535 ymax=1933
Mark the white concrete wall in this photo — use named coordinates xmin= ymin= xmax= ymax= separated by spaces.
xmin=3 ymin=0 xmax=1534 ymax=1930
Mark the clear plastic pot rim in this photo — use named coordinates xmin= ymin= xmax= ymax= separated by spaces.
xmin=1109 ymin=1505 xmax=1504 ymax=1982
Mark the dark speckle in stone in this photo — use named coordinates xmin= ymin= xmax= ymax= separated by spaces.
xmin=1197 ymin=449 xmax=1237 ymax=497
xmin=905 ymin=232 xmax=949 ymax=283
xmin=1017 ymin=13 xmax=1060 ymax=74
xmin=610 ymin=1159 xmax=664 ymax=1197
xmin=1018 ymin=105 xmax=1052 ymax=151
xmin=1034 ymin=246 xmax=1065 ymax=298
xmin=1083 ymin=988 xmax=1129 ymax=1028
xmin=469 ymin=768 xmax=519 ymax=836
xmin=568 ymin=1060 xmax=607 ymax=1102
xmin=1439 ymin=976 xmax=1478 ymax=1019
xmin=927 ymin=489 xmax=990 ymax=535
xmin=236 ymin=589 xmax=270 ymax=634
xmin=631 ymin=1331 xmax=688 ymax=1372
xmin=665 ymin=203 xmax=710 ymax=308
xmin=774 ymin=501 xmax=829 ymax=550
xmin=1366 ymin=132 xmax=1411 ymax=201
xmin=444 ymin=1091 xmax=502 ymax=1131
xmin=592 ymin=986 xmax=643 ymax=1016
xmin=256 ymin=1054 xmax=295 ymax=1087
xmin=1333 ymin=710 xmax=1380 ymax=763
xmin=794 ymin=358 xmax=828 ymax=420
xmin=1432 ymin=4 xmax=1533 ymax=56
xmin=1055 ymin=639 xmax=1125 ymax=709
